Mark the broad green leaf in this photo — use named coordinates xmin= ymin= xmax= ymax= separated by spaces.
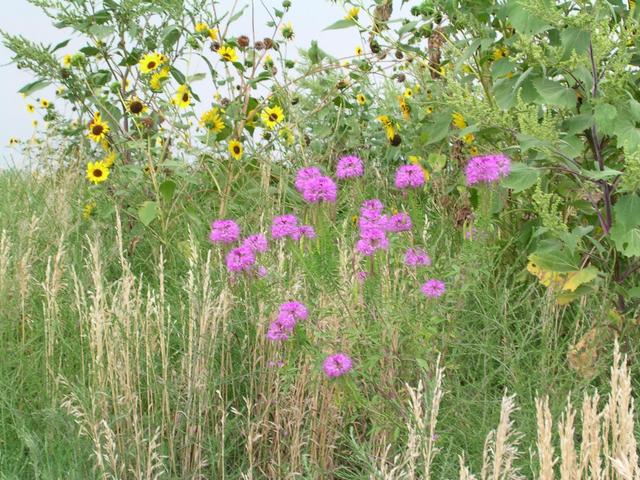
xmin=581 ymin=168 xmax=623 ymax=181
xmin=610 ymin=195 xmax=640 ymax=257
xmin=89 ymin=25 xmax=114 ymax=39
xmin=562 ymin=267 xmax=599 ymax=292
xmin=503 ymin=1 xmax=551 ymax=34
xmin=18 ymin=79 xmax=51 ymax=96
xmin=502 ymin=162 xmax=539 ymax=192
xmin=560 ymin=28 xmax=590 ymax=58
xmin=159 ymin=180 xmax=177 ymax=203
xmin=50 ymin=39 xmax=70 ymax=53
xmin=529 ymin=248 xmax=579 ymax=273
xmin=324 ymin=19 xmax=357 ymax=30
xmin=162 ymin=25 xmax=181 ymax=50
xmin=138 ymin=201 xmax=160 ymax=227
xmin=532 ymin=78 xmax=575 ymax=108
xmin=593 ymin=103 xmax=617 ymax=135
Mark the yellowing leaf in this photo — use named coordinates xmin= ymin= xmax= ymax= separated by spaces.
xmin=562 ymin=267 xmax=599 ymax=292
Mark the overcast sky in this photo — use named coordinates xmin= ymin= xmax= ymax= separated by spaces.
xmin=0 ymin=0 xmax=367 ymax=166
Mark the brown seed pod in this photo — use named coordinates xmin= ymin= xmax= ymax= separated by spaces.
xmin=237 ymin=35 xmax=250 ymax=48
xmin=390 ymin=134 xmax=402 ymax=146
xmin=210 ymin=41 xmax=221 ymax=52
xmin=140 ymin=117 xmax=154 ymax=129
xmin=254 ymin=40 xmax=265 ymax=50
xmin=263 ymin=37 xmax=274 ymax=50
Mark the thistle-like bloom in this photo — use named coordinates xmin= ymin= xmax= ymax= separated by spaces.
xmin=360 ymin=199 xmax=384 ymax=219
xmin=271 ymin=214 xmax=300 ymax=239
xmin=421 ymin=279 xmax=445 ymax=298
xmin=404 ymin=248 xmax=432 ymax=266
xmin=226 ymin=245 xmax=256 ymax=272
xmin=278 ymin=301 xmax=308 ymax=323
xmin=395 ymin=164 xmax=425 ymax=189
xmin=292 ymin=225 xmax=316 ymax=240
xmin=266 ymin=318 xmax=292 ymax=341
xmin=243 ymin=233 xmax=268 ymax=253
xmin=387 ymin=212 xmax=412 ymax=232
xmin=323 ymin=353 xmax=353 ymax=378
xmin=465 ymin=154 xmax=511 ymax=185
xmin=336 ymin=155 xmax=364 ymax=179
xmin=209 ymin=220 xmax=240 ymax=244
xmin=301 ymin=176 xmax=337 ymax=203
xmin=295 ymin=167 xmax=323 ymax=192
xmin=355 ymin=234 xmax=389 ymax=256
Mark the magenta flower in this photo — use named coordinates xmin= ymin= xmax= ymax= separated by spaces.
xmin=257 ymin=266 xmax=268 ymax=278
xmin=395 ymin=164 xmax=425 ymax=189
xmin=421 ymin=279 xmax=445 ymax=298
xmin=323 ymin=353 xmax=353 ymax=378
xmin=278 ymin=301 xmax=308 ymax=322
xmin=464 ymin=154 xmax=511 ymax=185
xmin=404 ymin=248 xmax=432 ymax=267
xmin=243 ymin=233 xmax=269 ymax=253
xmin=301 ymin=176 xmax=338 ymax=203
xmin=358 ymin=215 xmax=389 ymax=236
xmin=209 ymin=219 xmax=241 ymax=244
xmin=271 ymin=214 xmax=300 ymax=239
xmin=226 ymin=245 xmax=256 ymax=272
xmin=266 ymin=319 xmax=292 ymax=341
xmin=336 ymin=155 xmax=364 ymax=179
xmin=356 ymin=235 xmax=389 ymax=256
xmin=292 ymin=225 xmax=316 ymax=240
xmin=295 ymin=166 xmax=323 ymax=192
xmin=360 ymin=199 xmax=384 ymax=219
xmin=387 ymin=212 xmax=412 ymax=232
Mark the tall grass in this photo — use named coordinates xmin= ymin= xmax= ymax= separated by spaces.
xmin=0 ymin=169 xmax=637 ymax=479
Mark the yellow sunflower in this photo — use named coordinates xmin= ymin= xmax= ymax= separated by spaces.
xmin=398 ymin=96 xmax=410 ymax=119
xmin=150 ymin=67 xmax=170 ymax=91
xmin=228 ymin=139 xmax=243 ymax=160
xmin=463 ymin=133 xmax=475 ymax=144
xmin=40 ymin=99 xmax=50 ymax=108
xmin=200 ymin=107 xmax=225 ymax=133
xmin=403 ymin=88 xmax=413 ymax=99
xmin=63 ymin=54 xmax=72 ymax=67
xmin=82 ymin=201 xmax=96 ymax=219
xmin=172 ymin=85 xmax=191 ymax=109
xmin=279 ymin=127 xmax=295 ymax=145
xmin=261 ymin=105 xmax=284 ymax=129
xmin=9 ymin=137 xmax=19 ymax=146
xmin=346 ymin=6 xmax=360 ymax=20
xmin=86 ymin=161 xmax=110 ymax=184
xmin=208 ymin=28 xmax=218 ymax=41
xmin=218 ymin=45 xmax=238 ymax=62
xmin=470 ymin=146 xmax=479 ymax=156
xmin=355 ymin=46 xmax=363 ymax=56
xmin=87 ymin=113 xmax=110 ymax=143
xmin=452 ymin=112 xmax=466 ymax=129
xmin=139 ymin=52 xmax=164 ymax=74
xmin=102 ymin=150 xmax=116 ymax=168
xmin=356 ymin=93 xmax=366 ymax=105
xmin=195 ymin=22 xmax=209 ymax=33
xmin=127 ymin=96 xmax=147 ymax=115
xmin=26 ymin=104 xmax=35 ymax=113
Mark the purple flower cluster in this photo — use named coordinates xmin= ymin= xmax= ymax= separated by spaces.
xmin=421 ymin=279 xmax=446 ymax=298
xmin=404 ymin=248 xmax=431 ymax=267
xmin=323 ymin=353 xmax=353 ymax=378
xmin=336 ymin=155 xmax=364 ymax=179
xmin=355 ymin=200 xmax=414 ymax=257
xmin=295 ymin=167 xmax=337 ymax=204
xmin=209 ymin=219 xmax=241 ymax=244
xmin=395 ymin=164 xmax=426 ymax=190
xmin=266 ymin=301 xmax=308 ymax=342
xmin=464 ymin=154 xmax=511 ymax=185
xmin=226 ymin=245 xmax=255 ymax=272
xmin=271 ymin=214 xmax=316 ymax=241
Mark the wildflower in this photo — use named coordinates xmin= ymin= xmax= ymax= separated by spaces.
xmin=149 ymin=67 xmax=170 ymax=91
xmin=295 ymin=167 xmax=323 ymax=192
xmin=355 ymin=45 xmax=363 ymax=56
xmin=32 ymin=120 xmax=38 ymax=128
xmin=56 ymin=87 xmax=65 ymax=96
xmin=172 ymin=85 xmax=191 ymax=109
xmin=102 ymin=150 xmax=116 ymax=168
xmin=271 ymin=214 xmax=299 ymax=239
xmin=127 ymin=97 xmax=147 ymax=115
xmin=279 ymin=127 xmax=295 ymax=145
xmin=86 ymin=161 xmax=110 ymax=184
xmin=208 ymin=28 xmax=218 ymax=41
xmin=301 ymin=176 xmax=337 ymax=203
xmin=421 ymin=279 xmax=445 ymax=298
xmin=87 ymin=113 xmax=109 ymax=143
xmin=279 ymin=301 xmax=308 ymax=322
xmin=470 ymin=146 xmax=479 ymax=156
xmin=139 ymin=52 xmax=164 ymax=74
xmin=200 ymin=107 xmax=225 ymax=133
xmin=228 ymin=139 xmax=243 ymax=160
xmin=63 ymin=54 xmax=72 ymax=67
xmin=195 ymin=22 xmax=209 ymax=33
xmin=26 ymin=104 xmax=35 ymax=113
xmin=243 ymin=233 xmax=269 ymax=253
xmin=387 ymin=212 xmax=412 ymax=232
xmin=398 ymin=95 xmax=410 ymax=119
xmin=336 ymin=155 xmax=364 ymax=179
xmin=261 ymin=105 xmax=284 ymax=129
xmin=464 ymin=154 xmax=511 ymax=185
xmin=356 ymin=234 xmax=389 ymax=256
xmin=218 ymin=45 xmax=238 ymax=62
xmin=395 ymin=164 xmax=425 ymax=189
xmin=346 ymin=6 xmax=360 ymax=20
xmin=281 ymin=22 xmax=294 ymax=40
xmin=40 ymin=99 xmax=50 ymax=108
xmin=492 ymin=46 xmax=508 ymax=61
xmin=257 ymin=266 xmax=268 ymax=278
xmin=292 ymin=225 xmax=316 ymax=240
xmin=452 ymin=112 xmax=467 ymax=129
xmin=226 ymin=245 xmax=256 ymax=272
xmin=323 ymin=353 xmax=353 ymax=378
xmin=360 ymin=199 xmax=384 ymax=218
xmin=403 ymin=88 xmax=413 ymax=98
xmin=356 ymin=93 xmax=366 ymax=105
xmin=209 ymin=219 xmax=241 ymax=244
xmin=266 ymin=317 xmax=293 ymax=341
xmin=8 ymin=137 xmax=19 ymax=146
xmin=404 ymin=248 xmax=431 ymax=266
xmin=82 ymin=201 xmax=96 ymax=219
xmin=463 ymin=133 xmax=475 ymax=144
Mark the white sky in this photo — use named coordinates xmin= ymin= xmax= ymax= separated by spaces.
xmin=0 ymin=0 xmax=367 ymax=166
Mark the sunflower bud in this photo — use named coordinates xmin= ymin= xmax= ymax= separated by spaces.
xmin=238 ymin=35 xmax=250 ymax=48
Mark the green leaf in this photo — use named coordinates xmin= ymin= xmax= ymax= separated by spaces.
xmin=503 ymin=1 xmax=551 ymax=35
xmin=50 ymin=39 xmax=70 ymax=53
xmin=502 ymin=163 xmax=539 ymax=192
xmin=18 ymin=79 xmax=51 ymax=96
xmin=560 ymin=28 xmax=590 ymax=58
xmin=89 ymin=25 xmax=114 ymax=39
xmin=159 ymin=180 xmax=177 ymax=203
xmin=162 ymin=25 xmax=181 ymax=50
xmin=138 ymin=201 xmax=160 ymax=227
xmin=398 ymin=21 xmax=419 ymax=35
xmin=324 ymin=19 xmax=356 ymax=30
xmin=532 ymin=78 xmax=575 ymax=108
xmin=593 ymin=103 xmax=618 ymax=135
xmin=529 ymin=248 xmax=579 ymax=273
xmin=562 ymin=267 xmax=599 ymax=292
xmin=581 ymin=168 xmax=623 ymax=181
xmin=611 ymin=195 xmax=640 ymax=257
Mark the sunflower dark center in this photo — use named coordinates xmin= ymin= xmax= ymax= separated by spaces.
xmin=130 ymin=101 xmax=143 ymax=114
xmin=93 ymin=169 xmax=103 ymax=177
xmin=182 ymin=93 xmax=189 ymax=102
xmin=92 ymin=124 xmax=104 ymax=135
xmin=233 ymin=146 xmax=240 ymax=154
xmin=147 ymin=61 xmax=156 ymax=69
xmin=269 ymin=113 xmax=279 ymax=122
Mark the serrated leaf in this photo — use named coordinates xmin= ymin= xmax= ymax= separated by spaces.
xmin=138 ymin=201 xmax=160 ymax=227
xmin=610 ymin=195 xmax=640 ymax=257
xmin=562 ymin=267 xmax=599 ymax=292
xmin=532 ymin=78 xmax=575 ymax=108
xmin=502 ymin=162 xmax=539 ymax=192
xmin=594 ymin=103 xmax=618 ymax=135
xmin=162 ymin=25 xmax=181 ymax=50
